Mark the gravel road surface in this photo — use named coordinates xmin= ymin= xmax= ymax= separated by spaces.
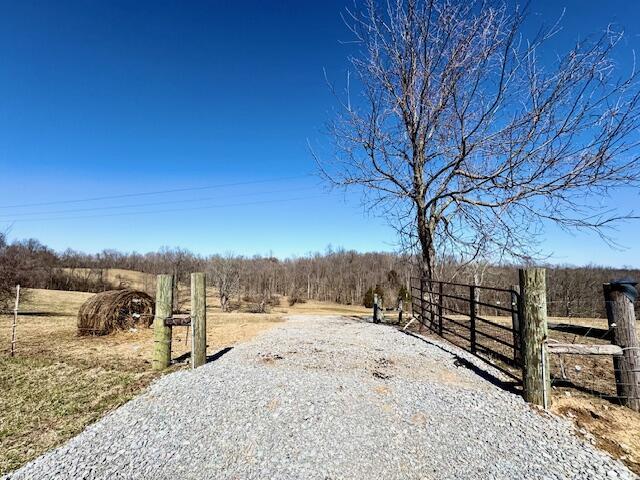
xmin=5 ymin=316 xmax=636 ymax=479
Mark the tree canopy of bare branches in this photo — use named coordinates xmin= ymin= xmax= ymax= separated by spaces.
xmin=319 ymin=0 xmax=640 ymax=283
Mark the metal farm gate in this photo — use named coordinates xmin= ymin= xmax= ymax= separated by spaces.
xmin=410 ymin=278 xmax=523 ymax=385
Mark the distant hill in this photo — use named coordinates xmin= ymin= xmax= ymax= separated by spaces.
xmin=60 ymin=268 xmax=156 ymax=293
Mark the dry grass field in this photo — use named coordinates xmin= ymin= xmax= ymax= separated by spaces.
xmin=60 ymin=267 xmax=156 ymax=292
xmin=3 ymin=273 xmax=639 ymax=475
xmin=0 ymin=280 xmax=369 ymax=475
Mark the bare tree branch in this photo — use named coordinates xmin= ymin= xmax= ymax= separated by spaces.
xmin=319 ymin=0 xmax=640 ymax=282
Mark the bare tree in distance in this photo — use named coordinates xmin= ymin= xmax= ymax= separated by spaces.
xmin=208 ymin=254 xmax=241 ymax=312
xmin=317 ymin=0 xmax=640 ymax=284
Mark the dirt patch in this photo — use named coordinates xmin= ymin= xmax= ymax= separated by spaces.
xmin=373 ymin=385 xmax=391 ymax=395
xmin=410 ymin=411 xmax=428 ymax=426
xmin=371 ymin=356 xmax=395 ymax=380
xmin=553 ymin=395 xmax=640 ymax=475
xmin=266 ymin=398 xmax=280 ymax=411
xmin=259 ymin=353 xmax=284 ymax=364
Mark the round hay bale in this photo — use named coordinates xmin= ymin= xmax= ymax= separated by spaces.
xmin=77 ymin=289 xmax=154 ymax=336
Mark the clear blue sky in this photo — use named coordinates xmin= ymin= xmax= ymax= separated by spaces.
xmin=0 ymin=0 xmax=639 ymax=266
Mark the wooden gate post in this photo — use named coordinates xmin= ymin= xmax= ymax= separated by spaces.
xmin=191 ymin=272 xmax=207 ymax=369
xmin=153 ymin=274 xmax=174 ymax=371
xmin=603 ymin=281 xmax=640 ymax=412
xmin=519 ymin=268 xmax=550 ymax=407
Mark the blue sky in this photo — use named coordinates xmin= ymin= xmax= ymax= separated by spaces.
xmin=0 ymin=0 xmax=639 ymax=266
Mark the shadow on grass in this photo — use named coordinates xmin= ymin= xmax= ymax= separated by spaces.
xmin=551 ymin=378 xmax=618 ymax=402
xmin=3 ymin=311 xmax=62 ymax=317
xmin=548 ymin=322 xmax=612 ymax=341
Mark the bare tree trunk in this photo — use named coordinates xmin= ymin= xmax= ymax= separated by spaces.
xmin=417 ymin=204 xmax=436 ymax=285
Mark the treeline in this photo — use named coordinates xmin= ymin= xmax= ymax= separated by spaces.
xmin=1 ymin=232 xmax=638 ymax=318
xmin=61 ymin=247 xmax=415 ymax=309
xmin=436 ymin=264 xmax=640 ymax=319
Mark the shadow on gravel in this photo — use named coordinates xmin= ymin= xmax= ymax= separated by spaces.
xmin=173 ymin=346 xmax=234 ymax=365
xmin=207 ymin=347 xmax=233 ymax=364
xmin=401 ymin=330 xmax=522 ymax=396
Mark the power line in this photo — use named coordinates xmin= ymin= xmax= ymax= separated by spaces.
xmin=0 ymin=186 xmax=318 ymax=218
xmin=0 ymin=194 xmax=328 ymax=223
xmin=0 ymin=174 xmax=313 ymax=209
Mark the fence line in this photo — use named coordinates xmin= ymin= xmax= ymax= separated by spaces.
xmin=408 ymin=273 xmax=640 ymax=411
xmin=410 ymin=277 xmax=524 ymax=385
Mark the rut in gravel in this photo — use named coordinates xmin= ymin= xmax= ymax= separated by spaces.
xmin=5 ymin=315 xmax=637 ymax=480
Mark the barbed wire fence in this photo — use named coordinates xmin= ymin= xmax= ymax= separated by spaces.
xmin=407 ymin=274 xmax=640 ymax=410
xmin=545 ymin=288 xmax=640 ymax=409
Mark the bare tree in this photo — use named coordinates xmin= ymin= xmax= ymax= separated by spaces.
xmin=318 ymin=0 xmax=640 ymax=284
xmin=208 ymin=254 xmax=241 ymax=312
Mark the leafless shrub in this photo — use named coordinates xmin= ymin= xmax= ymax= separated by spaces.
xmin=208 ymin=254 xmax=241 ymax=312
xmin=288 ymin=288 xmax=306 ymax=306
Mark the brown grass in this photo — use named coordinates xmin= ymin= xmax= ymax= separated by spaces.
xmin=6 ymin=276 xmax=635 ymax=475
xmin=60 ymin=268 xmax=156 ymax=292
xmin=0 ymin=284 xmax=370 ymax=475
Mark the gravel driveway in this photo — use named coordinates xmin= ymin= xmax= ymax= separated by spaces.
xmin=5 ymin=316 xmax=636 ymax=479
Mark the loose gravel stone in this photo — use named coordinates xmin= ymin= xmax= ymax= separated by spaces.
xmin=4 ymin=316 xmax=637 ymax=479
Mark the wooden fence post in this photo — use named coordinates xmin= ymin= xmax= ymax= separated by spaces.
xmin=470 ymin=284 xmax=477 ymax=354
xmin=511 ymin=285 xmax=521 ymax=364
xmin=603 ymin=282 xmax=640 ymax=412
xmin=191 ymin=272 xmax=207 ymax=369
xmin=153 ymin=274 xmax=174 ymax=371
xmin=519 ymin=268 xmax=550 ymax=407
xmin=373 ymin=293 xmax=379 ymax=324
xmin=11 ymin=285 xmax=20 ymax=357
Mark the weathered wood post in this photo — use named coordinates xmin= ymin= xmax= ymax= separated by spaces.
xmin=519 ymin=268 xmax=550 ymax=407
xmin=153 ymin=274 xmax=174 ymax=371
xmin=511 ymin=285 xmax=521 ymax=364
xmin=373 ymin=293 xmax=379 ymax=324
xmin=603 ymin=281 xmax=640 ymax=412
xmin=191 ymin=272 xmax=207 ymax=369
xmin=11 ymin=285 xmax=20 ymax=357
xmin=398 ymin=299 xmax=403 ymax=324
